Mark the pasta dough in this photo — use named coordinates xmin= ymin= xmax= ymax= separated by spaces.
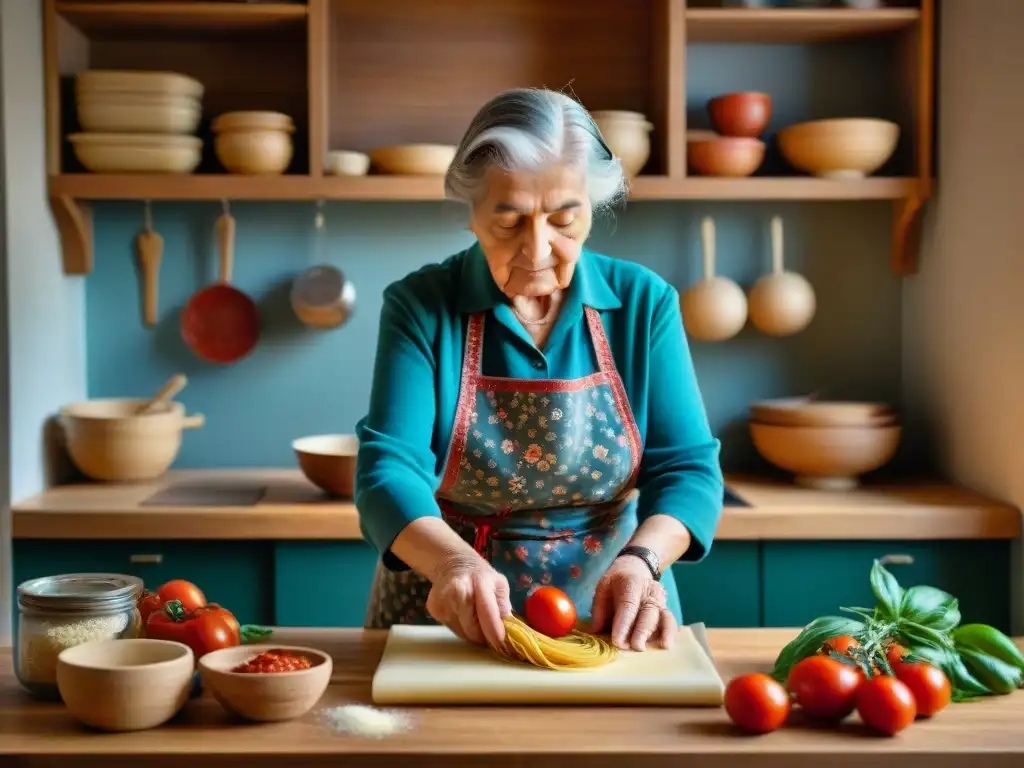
xmin=493 ymin=614 xmax=618 ymax=670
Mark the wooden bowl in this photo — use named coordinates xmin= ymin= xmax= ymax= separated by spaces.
xmin=67 ymin=133 xmax=202 ymax=174
xmin=369 ymin=144 xmax=456 ymax=175
xmin=211 ymin=111 xmax=294 ymax=133
xmin=590 ymin=110 xmax=653 ymax=177
xmin=749 ymin=421 xmax=902 ymax=491
xmin=777 ymin=118 xmax=899 ymax=179
xmin=707 ymin=92 xmax=772 ymax=138
xmin=198 ymin=645 xmax=332 ymax=722
xmin=750 ymin=397 xmax=897 ymax=428
xmin=688 ymin=137 xmax=765 ymax=177
xmin=326 ymin=150 xmax=370 ymax=176
xmin=59 ymin=398 xmax=205 ymax=481
xmin=56 ymin=639 xmax=194 ymax=732
xmin=293 ymin=434 xmax=359 ymax=498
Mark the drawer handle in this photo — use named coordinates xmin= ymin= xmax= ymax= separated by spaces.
xmin=879 ymin=554 xmax=914 ymax=566
xmin=129 ymin=554 xmax=163 ymax=565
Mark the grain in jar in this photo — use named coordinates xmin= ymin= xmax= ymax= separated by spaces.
xmin=15 ymin=573 xmax=144 ymax=699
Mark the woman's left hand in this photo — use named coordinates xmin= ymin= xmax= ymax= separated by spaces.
xmin=588 ymin=556 xmax=677 ymax=651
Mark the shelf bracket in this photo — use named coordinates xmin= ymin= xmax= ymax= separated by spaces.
xmin=49 ymin=195 xmax=93 ymax=275
xmin=891 ymin=195 xmax=924 ymax=276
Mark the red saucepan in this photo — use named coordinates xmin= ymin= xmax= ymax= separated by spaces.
xmin=181 ymin=202 xmax=260 ymax=364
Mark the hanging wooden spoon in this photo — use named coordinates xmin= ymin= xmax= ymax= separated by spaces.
xmin=136 ymin=373 xmax=188 ymax=415
xmin=136 ymin=200 xmax=163 ymax=327
xmin=748 ymin=215 xmax=816 ymax=337
xmin=680 ymin=217 xmax=748 ymax=342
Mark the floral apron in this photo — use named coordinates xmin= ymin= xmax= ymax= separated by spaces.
xmin=365 ymin=307 xmax=682 ymax=627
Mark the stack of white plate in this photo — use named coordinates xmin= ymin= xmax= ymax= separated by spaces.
xmin=68 ymin=70 xmax=205 ymax=174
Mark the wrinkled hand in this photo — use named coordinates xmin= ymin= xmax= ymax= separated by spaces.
xmin=589 ymin=556 xmax=677 ymax=651
xmin=426 ymin=554 xmax=512 ymax=648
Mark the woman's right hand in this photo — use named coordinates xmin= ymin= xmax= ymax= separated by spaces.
xmin=425 ymin=553 xmax=512 ymax=648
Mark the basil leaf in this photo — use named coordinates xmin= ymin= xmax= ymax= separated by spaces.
xmin=958 ymin=648 xmax=1023 ymax=695
xmin=870 ymin=560 xmax=904 ymax=620
xmin=901 ymin=585 xmax=960 ymax=630
xmin=953 ymin=623 xmax=1024 ymax=671
xmin=771 ymin=616 xmax=864 ymax=683
xmin=240 ymin=625 xmax=274 ymax=645
xmin=898 ymin=619 xmax=954 ymax=651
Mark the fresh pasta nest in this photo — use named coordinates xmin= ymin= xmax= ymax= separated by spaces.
xmin=494 ymin=614 xmax=618 ymax=670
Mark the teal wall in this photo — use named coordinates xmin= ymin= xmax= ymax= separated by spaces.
xmin=84 ymin=41 xmax=914 ymax=474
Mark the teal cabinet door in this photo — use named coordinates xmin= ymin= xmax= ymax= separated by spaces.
xmin=12 ymin=540 xmax=274 ymax=625
xmin=762 ymin=541 xmax=1012 ymax=632
xmin=274 ymin=541 xmax=379 ymax=627
xmin=673 ymin=541 xmax=761 ymax=628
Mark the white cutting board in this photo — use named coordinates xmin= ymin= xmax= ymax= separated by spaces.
xmin=371 ymin=623 xmax=725 ymax=706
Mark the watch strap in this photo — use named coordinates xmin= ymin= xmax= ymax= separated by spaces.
xmin=617 ymin=545 xmax=662 ymax=581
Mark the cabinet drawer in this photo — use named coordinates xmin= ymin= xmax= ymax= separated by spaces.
xmin=762 ymin=540 xmax=1012 ymax=632
xmin=274 ymin=542 xmax=379 ymax=627
xmin=672 ymin=541 xmax=760 ymax=628
xmin=12 ymin=540 xmax=274 ymax=625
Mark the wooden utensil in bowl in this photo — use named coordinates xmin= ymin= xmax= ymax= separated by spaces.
xmin=136 ymin=373 xmax=188 ymax=415
xmin=681 ymin=217 xmax=748 ymax=342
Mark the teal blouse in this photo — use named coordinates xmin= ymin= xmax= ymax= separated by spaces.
xmin=355 ymin=242 xmax=724 ymax=570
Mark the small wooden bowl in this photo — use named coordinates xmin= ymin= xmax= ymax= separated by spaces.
xmin=293 ymin=434 xmax=359 ymax=498
xmin=688 ymin=137 xmax=765 ymax=177
xmin=749 ymin=421 xmax=902 ymax=491
xmin=326 ymin=150 xmax=370 ymax=176
xmin=57 ymin=639 xmax=194 ymax=732
xmin=707 ymin=92 xmax=772 ymax=138
xmin=198 ymin=645 xmax=332 ymax=722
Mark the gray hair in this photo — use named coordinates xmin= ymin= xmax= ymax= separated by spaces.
xmin=444 ymin=88 xmax=627 ymax=212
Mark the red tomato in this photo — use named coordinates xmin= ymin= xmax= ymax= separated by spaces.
xmin=138 ymin=591 xmax=164 ymax=626
xmin=887 ymin=643 xmax=908 ymax=668
xmin=197 ymin=604 xmax=240 ymax=639
xmin=822 ymin=635 xmax=860 ymax=657
xmin=156 ymin=579 xmax=206 ymax=612
xmin=191 ymin=610 xmax=240 ymax=656
xmin=724 ymin=673 xmax=791 ymax=734
xmin=525 ymin=586 xmax=577 ymax=638
xmin=787 ymin=655 xmax=862 ymax=720
xmin=892 ymin=661 xmax=951 ymax=718
xmin=856 ymin=675 xmax=917 ymax=735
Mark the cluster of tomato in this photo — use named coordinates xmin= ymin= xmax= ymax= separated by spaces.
xmin=139 ymin=579 xmax=244 ymax=660
xmin=725 ymin=635 xmax=951 ymax=736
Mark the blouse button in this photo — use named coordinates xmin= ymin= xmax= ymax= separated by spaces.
xmin=532 ymin=360 xmax=545 ymax=370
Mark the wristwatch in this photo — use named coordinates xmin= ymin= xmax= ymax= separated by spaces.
xmin=617 ymin=545 xmax=662 ymax=582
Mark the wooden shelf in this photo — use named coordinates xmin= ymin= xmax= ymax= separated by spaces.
xmin=48 ymin=174 xmax=923 ymax=203
xmin=686 ymin=8 xmax=921 ymax=44
xmin=55 ymin=1 xmax=307 ymax=39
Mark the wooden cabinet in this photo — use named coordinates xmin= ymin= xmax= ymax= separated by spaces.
xmin=762 ymin=540 xmax=1013 ymax=633
xmin=273 ymin=541 xmax=379 ymax=628
xmin=673 ymin=541 xmax=761 ymax=628
xmin=12 ymin=540 xmax=275 ymax=625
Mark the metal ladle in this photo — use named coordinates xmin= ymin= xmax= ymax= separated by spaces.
xmin=290 ymin=200 xmax=356 ymax=330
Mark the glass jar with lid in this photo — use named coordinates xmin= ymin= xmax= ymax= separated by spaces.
xmin=15 ymin=572 xmax=144 ymax=699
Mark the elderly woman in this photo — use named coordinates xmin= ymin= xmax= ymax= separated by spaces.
xmin=355 ymin=87 xmax=723 ymax=653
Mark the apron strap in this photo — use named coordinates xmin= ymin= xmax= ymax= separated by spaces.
xmin=584 ymin=306 xmax=616 ymax=375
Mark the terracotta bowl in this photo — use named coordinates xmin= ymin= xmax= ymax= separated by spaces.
xmin=293 ymin=433 xmax=359 ymax=498
xmin=56 ymin=639 xmax=194 ymax=732
xmin=777 ymin=118 xmax=900 ymax=179
xmin=369 ymin=143 xmax=456 ymax=175
xmin=750 ymin=397 xmax=897 ymax=428
xmin=707 ymin=92 xmax=772 ymax=138
xmin=688 ymin=137 xmax=765 ymax=177
xmin=749 ymin=421 xmax=902 ymax=491
xmin=198 ymin=644 xmax=333 ymax=722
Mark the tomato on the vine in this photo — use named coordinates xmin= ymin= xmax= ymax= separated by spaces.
xmin=724 ymin=673 xmax=790 ymax=734
xmin=892 ymin=660 xmax=951 ymax=717
xmin=787 ymin=655 xmax=862 ymax=720
xmin=822 ymin=635 xmax=860 ymax=658
xmin=146 ymin=600 xmax=240 ymax=659
xmin=156 ymin=579 xmax=206 ymax=612
xmin=856 ymin=675 xmax=917 ymax=735
xmin=886 ymin=643 xmax=908 ymax=668
xmin=138 ymin=591 xmax=164 ymax=625
xmin=525 ymin=586 xmax=577 ymax=638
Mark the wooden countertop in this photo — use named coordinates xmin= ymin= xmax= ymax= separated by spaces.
xmin=2 ymin=627 xmax=1024 ymax=767
xmin=11 ymin=468 xmax=1021 ymax=541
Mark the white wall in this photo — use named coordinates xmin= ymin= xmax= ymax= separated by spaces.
xmin=902 ymin=0 xmax=1024 ymax=630
xmin=0 ymin=0 xmax=88 ymax=644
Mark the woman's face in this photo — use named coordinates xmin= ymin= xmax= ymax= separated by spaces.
xmin=469 ymin=163 xmax=592 ymax=299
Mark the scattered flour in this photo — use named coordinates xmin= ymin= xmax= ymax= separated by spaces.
xmin=320 ymin=704 xmax=413 ymax=739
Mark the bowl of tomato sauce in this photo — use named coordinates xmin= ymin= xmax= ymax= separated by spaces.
xmin=198 ymin=644 xmax=332 ymax=722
